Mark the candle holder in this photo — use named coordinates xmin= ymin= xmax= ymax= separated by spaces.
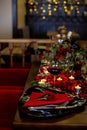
xmin=75 ymin=85 xmax=81 ymax=96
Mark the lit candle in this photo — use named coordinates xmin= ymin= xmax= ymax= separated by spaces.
xmin=38 ymin=79 xmax=46 ymax=85
xmin=57 ymin=77 xmax=63 ymax=81
xmin=69 ymin=75 xmax=75 ymax=80
xmin=75 ymin=85 xmax=81 ymax=90
xmin=75 ymin=85 xmax=81 ymax=95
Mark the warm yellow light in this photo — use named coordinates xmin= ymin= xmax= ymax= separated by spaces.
xmin=57 ymin=77 xmax=63 ymax=81
xmin=28 ymin=0 xmax=33 ymax=5
xmin=64 ymin=6 xmax=67 ymax=9
xmin=77 ymin=2 xmax=80 ymax=5
xmin=67 ymin=11 xmax=71 ymax=15
xmin=71 ymin=6 xmax=74 ymax=10
xmin=53 ymin=0 xmax=55 ymax=2
xmin=38 ymin=79 xmax=46 ymax=85
xmin=42 ymin=9 xmax=46 ymax=13
xmin=69 ymin=75 xmax=75 ymax=80
xmin=29 ymin=8 xmax=33 ymax=13
xmin=64 ymin=1 xmax=67 ymax=4
xmin=55 ymin=2 xmax=58 ymax=5
xmin=53 ymin=0 xmax=54 ymax=2
xmin=40 ymin=7 xmax=43 ymax=10
xmin=35 ymin=2 xmax=38 ymax=5
xmin=77 ymin=10 xmax=80 ymax=14
xmin=65 ymin=9 xmax=68 ymax=12
xmin=28 ymin=0 xmax=81 ymax=17
xmin=34 ymin=8 xmax=37 ymax=12
xmin=53 ymin=7 xmax=57 ymax=11
xmin=75 ymin=85 xmax=81 ymax=90
xmin=48 ymin=4 xmax=51 ymax=7
xmin=48 ymin=10 xmax=52 ymax=15
xmin=48 ymin=6 xmax=51 ymax=10
xmin=42 ymin=16 xmax=46 ymax=19
xmin=30 ymin=2 xmax=33 ymax=5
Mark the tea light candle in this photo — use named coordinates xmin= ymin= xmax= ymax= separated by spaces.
xmin=69 ymin=75 xmax=75 ymax=80
xmin=38 ymin=79 xmax=46 ymax=85
xmin=75 ymin=85 xmax=81 ymax=90
xmin=75 ymin=85 xmax=81 ymax=95
xmin=57 ymin=77 xmax=63 ymax=81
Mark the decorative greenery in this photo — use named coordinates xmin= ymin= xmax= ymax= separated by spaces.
xmin=39 ymin=40 xmax=87 ymax=75
xmin=34 ymin=39 xmax=87 ymax=95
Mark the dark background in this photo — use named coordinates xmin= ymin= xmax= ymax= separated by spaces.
xmin=25 ymin=1 xmax=87 ymax=40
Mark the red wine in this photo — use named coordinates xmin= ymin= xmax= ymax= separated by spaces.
xmin=47 ymin=67 xmax=62 ymax=75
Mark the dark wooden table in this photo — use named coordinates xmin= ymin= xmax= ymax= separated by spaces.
xmin=13 ymin=61 xmax=87 ymax=130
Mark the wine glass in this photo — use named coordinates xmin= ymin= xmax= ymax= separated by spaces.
xmin=47 ymin=60 xmax=62 ymax=88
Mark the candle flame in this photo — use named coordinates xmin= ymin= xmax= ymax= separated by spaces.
xmin=57 ymin=77 xmax=63 ymax=81
xmin=69 ymin=75 xmax=75 ymax=80
xmin=75 ymin=85 xmax=81 ymax=89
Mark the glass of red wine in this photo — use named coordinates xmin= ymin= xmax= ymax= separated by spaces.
xmin=47 ymin=61 xmax=62 ymax=88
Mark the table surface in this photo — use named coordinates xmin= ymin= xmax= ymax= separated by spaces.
xmin=13 ymin=61 xmax=87 ymax=130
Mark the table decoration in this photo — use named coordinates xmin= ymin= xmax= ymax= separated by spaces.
xmin=37 ymin=39 xmax=87 ymax=95
xmin=18 ymin=36 xmax=87 ymax=118
xmin=18 ymin=86 xmax=86 ymax=118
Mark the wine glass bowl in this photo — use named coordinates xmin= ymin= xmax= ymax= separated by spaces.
xmin=47 ymin=61 xmax=62 ymax=88
xmin=47 ymin=66 xmax=62 ymax=75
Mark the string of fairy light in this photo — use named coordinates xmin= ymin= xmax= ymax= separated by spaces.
xmin=26 ymin=0 xmax=83 ymax=19
xmin=63 ymin=0 xmax=81 ymax=15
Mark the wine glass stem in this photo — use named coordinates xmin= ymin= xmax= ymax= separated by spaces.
xmin=53 ymin=75 xmax=56 ymax=88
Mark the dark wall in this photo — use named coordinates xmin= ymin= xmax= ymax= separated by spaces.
xmin=25 ymin=1 xmax=87 ymax=40
xmin=26 ymin=15 xmax=87 ymax=39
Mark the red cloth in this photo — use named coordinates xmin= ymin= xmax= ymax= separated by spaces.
xmin=23 ymin=91 xmax=73 ymax=107
xmin=0 ymin=86 xmax=23 ymax=129
xmin=0 ymin=86 xmax=23 ymax=119
xmin=0 ymin=68 xmax=30 ymax=129
xmin=0 ymin=68 xmax=30 ymax=86
xmin=13 ymin=62 xmax=31 ymax=68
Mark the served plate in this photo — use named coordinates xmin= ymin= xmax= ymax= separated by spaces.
xmin=18 ymin=86 xmax=86 ymax=118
